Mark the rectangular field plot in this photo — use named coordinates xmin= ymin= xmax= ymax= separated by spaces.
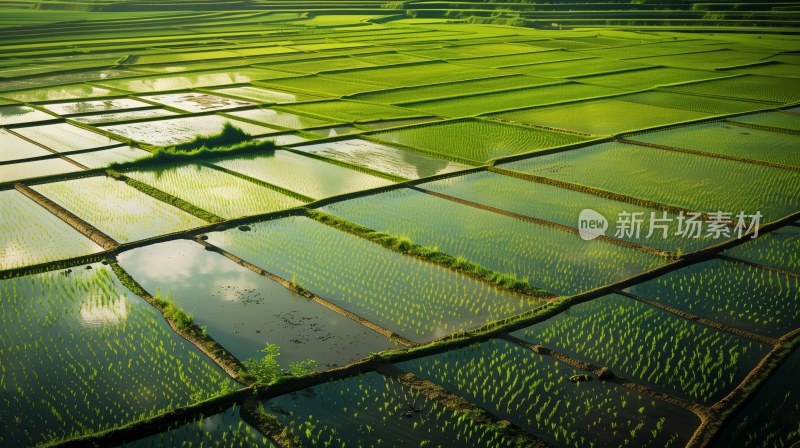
xmin=1 ymin=85 xmax=121 ymax=103
xmin=277 ymin=100 xmax=425 ymax=123
xmin=401 ymin=83 xmax=623 ymax=118
xmin=66 ymin=146 xmax=151 ymax=168
xmin=96 ymin=69 xmax=292 ymax=93
xmin=513 ymin=293 xmax=770 ymax=403
xmin=32 ymin=176 xmax=206 ymax=243
xmin=730 ymin=110 xmax=800 ymax=132
xmin=117 ymin=406 xmax=273 ymax=448
xmin=630 ymin=50 xmax=771 ymax=70
xmin=493 ymin=99 xmax=709 ymax=135
xmin=294 ymin=138 xmax=470 ymax=180
xmin=615 ymin=91 xmax=768 ymax=115
xmin=42 ymin=98 xmax=152 ymax=116
xmin=576 ymin=67 xmax=727 ymax=90
xmin=628 ymin=122 xmax=800 ymax=167
xmin=13 ymin=123 xmax=120 ymax=152
xmin=0 ymin=157 xmax=83 ymax=183
xmin=664 ymin=75 xmax=800 ymax=105
xmin=0 ymin=265 xmax=237 ymax=447
xmin=258 ymin=75 xmax=382 ymax=96
xmin=211 ymin=86 xmax=322 ymax=104
xmin=0 ymin=128 xmax=50 ymax=162
xmin=212 ymin=151 xmax=392 ymax=199
xmin=501 ymin=142 xmax=800 ymax=223
xmin=70 ymin=108 xmax=179 ymax=125
xmin=206 ymin=216 xmax=544 ymax=343
xmin=224 ymin=108 xmax=333 ymax=130
xmin=100 ymin=116 xmax=276 ymax=146
xmin=0 ymin=105 xmax=55 ymax=126
xmin=370 ymin=119 xmax=589 ymax=163
xmin=126 ymin=163 xmax=304 ymax=219
xmin=0 ymin=190 xmax=101 ymax=270
xmin=263 ymin=371 xmax=516 ymax=447
xmin=138 ymin=92 xmax=254 ymax=113
xmin=322 ymin=188 xmax=666 ymax=296
xmin=626 ymin=258 xmax=800 ymax=338
xmin=118 ymin=240 xmax=395 ymax=364
xmin=323 ymin=62 xmax=508 ymax=88
xmin=715 ymin=348 xmax=800 ymax=448
xmin=351 ymin=74 xmax=556 ymax=104
xmin=452 ymin=51 xmax=588 ymax=68
xmin=724 ymin=224 xmax=800 ymax=275
xmin=397 ymin=339 xmax=699 ymax=448
xmin=505 ymin=57 xmax=650 ymax=78
xmin=421 ymin=171 xmax=714 ymax=253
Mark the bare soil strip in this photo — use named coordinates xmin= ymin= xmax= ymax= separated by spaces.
xmin=14 ymin=183 xmax=119 ymax=251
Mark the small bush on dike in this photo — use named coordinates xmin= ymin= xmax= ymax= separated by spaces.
xmin=244 ymin=342 xmax=317 ymax=385
xmin=173 ymin=122 xmax=251 ymax=152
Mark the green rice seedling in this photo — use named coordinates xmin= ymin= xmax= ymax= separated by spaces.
xmin=117 ymin=406 xmax=274 ymax=447
xmin=714 ymin=348 xmax=800 ymax=448
xmin=501 ymin=142 xmax=800 ymax=223
xmin=0 ymin=264 xmax=237 ymax=447
xmin=397 ymin=339 xmax=698 ymax=447
xmin=513 ymin=294 xmax=770 ymax=402
xmin=32 ymin=176 xmax=206 ymax=243
xmin=0 ymin=189 xmax=102 ymax=270
xmin=370 ymin=119 xmax=589 ymax=163
xmin=627 ymin=258 xmax=800 ymax=338
xmin=264 ymin=371 xmax=517 ymax=447
xmin=724 ymin=224 xmax=800 ymax=274
xmin=206 ymin=216 xmax=545 ymax=343
xmin=322 ymin=188 xmax=667 ymax=296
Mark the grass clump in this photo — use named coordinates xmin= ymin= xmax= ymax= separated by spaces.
xmin=244 ymin=342 xmax=317 ymax=385
xmin=108 ymin=123 xmax=276 ymax=170
xmin=305 ymin=209 xmax=553 ymax=298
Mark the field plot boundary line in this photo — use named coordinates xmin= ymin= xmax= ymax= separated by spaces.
xmin=716 ymin=253 xmax=800 ymax=280
xmin=106 ymin=169 xmax=224 ymax=223
xmin=689 ymin=329 xmax=800 ymax=448
xmin=281 ymin=147 xmax=409 ymax=183
xmin=375 ymin=363 xmax=550 ymax=448
xmin=33 ymin=197 xmax=800 ymax=448
xmin=192 ymin=237 xmax=418 ymax=348
xmin=618 ymin=138 xmax=800 ymax=172
xmin=108 ymin=261 xmax=252 ymax=385
xmin=724 ymin=118 xmax=800 ymax=136
xmin=488 ymin=166 xmax=717 ymax=220
xmin=305 ymin=208 xmax=553 ymax=298
xmin=43 ymin=386 xmax=255 ymax=448
xmin=0 ymin=143 xmax=131 ymax=167
xmin=201 ymin=161 xmax=317 ymax=203
xmin=13 ymin=183 xmax=119 ymax=250
xmin=501 ymin=334 xmax=709 ymax=418
xmin=613 ymin=289 xmax=779 ymax=345
xmin=409 ymin=185 xmax=675 ymax=258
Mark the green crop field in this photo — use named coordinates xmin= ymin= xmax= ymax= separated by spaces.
xmin=1 ymin=2 xmax=799 ymax=447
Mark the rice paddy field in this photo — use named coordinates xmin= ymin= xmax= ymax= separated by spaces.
xmin=1 ymin=3 xmax=799 ymax=447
